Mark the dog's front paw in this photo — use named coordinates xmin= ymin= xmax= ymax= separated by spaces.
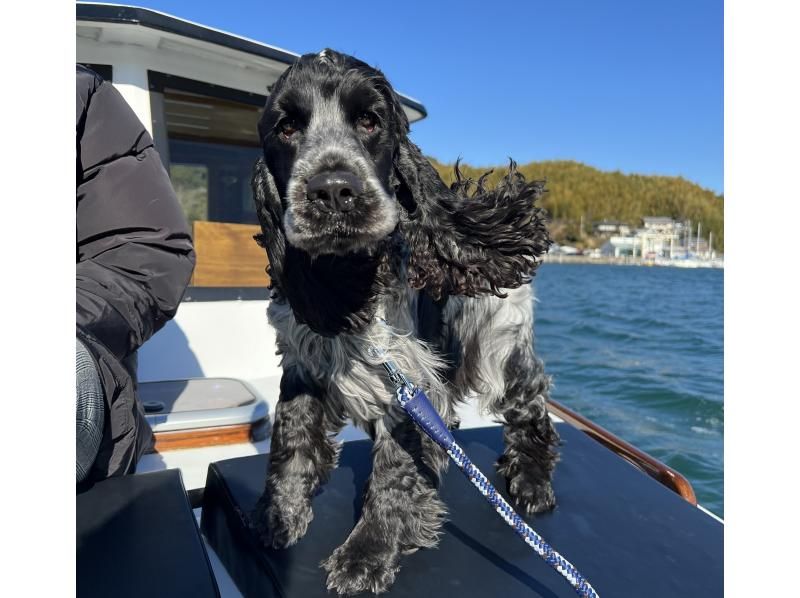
xmin=322 ymin=539 xmax=400 ymax=595
xmin=253 ymin=494 xmax=313 ymax=549
xmin=507 ymin=473 xmax=556 ymax=515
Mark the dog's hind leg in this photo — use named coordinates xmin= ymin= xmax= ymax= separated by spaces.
xmin=493 ymin=344 xmax=559 ymax=515
xmin=322 ymin=414 xmax=448 ymax=595
xmin=252 ymin=366 xmax=343 ymax=548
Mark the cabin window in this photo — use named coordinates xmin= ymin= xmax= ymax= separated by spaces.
xmin=148 ymin=71 xmax=266 ymax=226
xmin=169 ymin=140 xmax=261 ymax=224
xmin=148 ymin=71 xmax=270 ymax=290
xmin=170 ymin=164 xmax=208 ymax=222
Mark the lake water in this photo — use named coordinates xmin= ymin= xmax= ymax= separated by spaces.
xmin=533 ymin=263 xmax=724 ymax=516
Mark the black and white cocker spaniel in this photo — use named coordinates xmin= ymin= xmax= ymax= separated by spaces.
xmin=251 ymin=49 xmax=558 ymax=595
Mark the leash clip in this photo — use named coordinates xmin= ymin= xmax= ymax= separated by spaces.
xmin=382 ymin=360 xmax=415 ymax=392
xmin=367 ymin=343 xmax=415 ymax=393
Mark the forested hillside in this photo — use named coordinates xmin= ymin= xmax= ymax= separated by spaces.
xmin=428 ymin=158 xmax=724 ymax=251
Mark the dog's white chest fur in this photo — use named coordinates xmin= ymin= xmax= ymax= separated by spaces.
xmin=267 ymin=291 xmax=451 ymax=428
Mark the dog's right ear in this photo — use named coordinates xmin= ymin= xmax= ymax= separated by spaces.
xmin=251 ymin=157 xmax=287 ymax=288
xmin=392 ymin=138 xmax=449 ymax=219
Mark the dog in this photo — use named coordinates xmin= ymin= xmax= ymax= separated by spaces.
xmin=251 ymin=49 xmax=558 ymax=595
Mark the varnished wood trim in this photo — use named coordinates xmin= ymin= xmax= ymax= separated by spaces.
xmin=151 ymin=423 xmax=253 ymax=453
xmin=547 ymin=398 xmax=698 ymax=505
xmin=191 ymin=221 xmax=270 ymax=288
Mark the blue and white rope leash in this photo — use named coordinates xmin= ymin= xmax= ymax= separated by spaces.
xmin=370 ymin=346 xmax=599 ymax=598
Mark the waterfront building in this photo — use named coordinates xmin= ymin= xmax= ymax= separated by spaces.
xmin=601 ymin=216 xmax=688 ymax=258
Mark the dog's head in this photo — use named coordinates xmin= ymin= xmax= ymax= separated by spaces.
xmin=253 ymin=49 xmax=550 ymax=333
xmin=257 ymin=49 xmax=407 ymax=257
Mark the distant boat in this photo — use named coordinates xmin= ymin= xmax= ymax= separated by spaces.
xmin=655 ymin=256 xmax=724 ymax=269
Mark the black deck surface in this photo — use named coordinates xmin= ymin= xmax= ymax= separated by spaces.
xmin=201 ymin=424 xmax=723 ymax=597
xmin=77 ymin=469 xmax=220 ymax=598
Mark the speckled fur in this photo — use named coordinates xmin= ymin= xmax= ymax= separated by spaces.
xmin=250 ymin=49 xmax=558 ymax=595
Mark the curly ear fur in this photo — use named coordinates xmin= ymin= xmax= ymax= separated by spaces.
xmin=252 ymin=157 xmax=287 ymax=285
xmin=394 ymin=140 xmax=551 ymax=300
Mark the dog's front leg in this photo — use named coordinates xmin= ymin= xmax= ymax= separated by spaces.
xmin=253 ymin=366 xmax=342 ymax=548
xmin=322 ymin=416 xmax=447 ymax=595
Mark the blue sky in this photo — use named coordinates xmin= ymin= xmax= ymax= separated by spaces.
xmin=127 ymin=0 xmax=723 ymax=193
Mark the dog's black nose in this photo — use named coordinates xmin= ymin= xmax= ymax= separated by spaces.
xmin=306 ymin=171 xmax=363 ymax=213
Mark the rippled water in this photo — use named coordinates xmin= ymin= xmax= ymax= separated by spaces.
xmin=533 ymin=263 xmax=724 ymax=516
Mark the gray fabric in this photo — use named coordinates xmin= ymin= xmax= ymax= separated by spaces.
xmin=76 ymin=339 xmax=104 ymax=483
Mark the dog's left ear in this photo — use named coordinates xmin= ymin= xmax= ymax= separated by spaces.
xmin=392 ymin=138 xmax=551 ymax=300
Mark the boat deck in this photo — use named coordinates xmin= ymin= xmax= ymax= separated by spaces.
xmin=137 ymin=395 xmax=529 ymax=598
xmin=132 ymin=402 xmax=721 ymax=597
xmin=200 ymin=425 xmax=723 ymax=597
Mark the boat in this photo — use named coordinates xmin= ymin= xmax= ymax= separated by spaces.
xmin=76 ymin=4 xmax=723 ymax=597
xmin=655 ymin=256 xmax=725 ymax=269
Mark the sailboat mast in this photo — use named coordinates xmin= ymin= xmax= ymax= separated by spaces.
xmin=697 ymin=222 xmax=702 ymax=254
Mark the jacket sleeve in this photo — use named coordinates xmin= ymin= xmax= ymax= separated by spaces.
xmin=76 ymin=70 xmax=195 ymax=361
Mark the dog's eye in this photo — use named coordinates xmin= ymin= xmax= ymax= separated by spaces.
xmin=278 ymin=118 xmax=299 ymax=139
xmin=357 ymin=112 xmax=377 ymax=133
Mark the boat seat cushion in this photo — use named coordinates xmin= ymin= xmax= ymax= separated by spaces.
xmin=201 ymin=424 xmax=723 ymax=597
xmin=140 ymin=378 xmax=269 ymax=434
xmin=77 ymin=469 xmax=220 ymax=598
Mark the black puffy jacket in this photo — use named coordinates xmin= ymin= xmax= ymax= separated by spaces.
xmin=76 ymin=65 xmax=195 ymax=479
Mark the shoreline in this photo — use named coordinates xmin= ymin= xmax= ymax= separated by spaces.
xmin=543 ymin=255 xmax=724 ymax=269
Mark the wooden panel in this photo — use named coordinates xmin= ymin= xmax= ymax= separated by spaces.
xmin=192 ymin=221 xmax=270 ymax=287
xmin=547 ymin=398 xmax=698 ymax=505
xmin=151 ymin=423 xmax=253 ymax=452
